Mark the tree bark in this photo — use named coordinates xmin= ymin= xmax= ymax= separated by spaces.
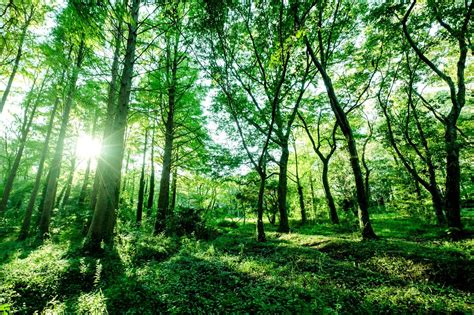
xmin=85 ymin=0 xmax=140 ymax=251
xmin=38 ymin=40 xmax=85 ymax=238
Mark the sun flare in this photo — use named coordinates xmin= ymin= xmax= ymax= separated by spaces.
xmin=76 ymin=134 xmax=101 ymax=160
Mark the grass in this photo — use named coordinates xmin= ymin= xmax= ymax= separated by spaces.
xmin=0 ymin=211 xmax=473 ymax=314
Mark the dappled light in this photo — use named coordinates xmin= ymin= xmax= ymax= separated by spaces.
xmin=0 ymin=0 xmax=473 ymax=313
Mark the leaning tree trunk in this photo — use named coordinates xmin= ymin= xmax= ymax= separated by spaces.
xmin=305 ymin=38 xmax=377 ymax=240
xmin=0 ymin=14 xmax=31 ymax=113
xmin=38 ymin=40 xmax=85 ymax=238
xmin=85 ymin=0 xmax=140 ymax=251
xmin=18 ymin=88 xmax=60 ymax=240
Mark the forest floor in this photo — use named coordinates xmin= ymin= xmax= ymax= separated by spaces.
xmin=0 ymin=211 xmax=473 ymax=314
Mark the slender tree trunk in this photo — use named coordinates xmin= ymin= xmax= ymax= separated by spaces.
xmin=119 ymin=148 xmax=131 ymax=204
xmin=155 ymin=111 xmax=173 ymax=234
xmin=61 ymin=155 xmax=76 ymax=207
xmin=309 ymin=171 xmax=317 ymax=215
xmin=322 ymin=160 xmax=339 ymax=224
xmin=277 ymin=142 xmax=290 ymax=233
xmin=0 ymin=14 xmax=31 ymax=113
xmin=78 ymin=112 xmax=98 ymax=206
xmin=129 ymin=174 xmax=136 ymax=206
xmin=304 ymin=38 xmax=377 ymax=240
xmin=0 ymin=71 xmax=45 ymax=212
xmin=136 ymin=129 xmax=148 ymax=225
xmin=170 ymin=166 xmax=177 ymax=214
xmin=154 ymin=36 xmax=178 ymax=234
xmin=18 ymin=89 xmax=60 ymax=240
xmin=256 ymin=172 xmax=266 ymax=242
xmin=55 ymin=184 xmax=67 ymax=208
xmin=38 ymin=39 xmax=85 ymax=238
xmin=36 ymin=170 xmax=50 ymax=226
xmin=146 ymin=127 xmax=155 ymax=216
xmin=85 ymin=0 xmax=140 ymax=251
xmin=293 ymin=141 xmax=306 ymax=224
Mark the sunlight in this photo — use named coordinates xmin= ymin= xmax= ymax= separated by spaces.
xmin=76 ymin=133 xmax=101 ymax=161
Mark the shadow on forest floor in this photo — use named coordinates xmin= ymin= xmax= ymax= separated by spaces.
xmin=0 ymin=212 xmax=473 ymax=313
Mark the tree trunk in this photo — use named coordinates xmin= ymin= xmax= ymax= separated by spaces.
xmin=38 ymin=40 xmax=85 ymax=238
xmin=305 ymin=38 xmax=377 ymax=240
xmin=154 ymin=110 xmax=173 ymax=234
xmin=136 ymin=129 xmax=148 ymax=225
xmin=293 ymin=139 xmax=306 ymax=224
xmin=277 ymin=142 xmax=290 ymax=233
xmin=78 ymin=112 xmax=98 ymax=206
xmin=85 ymin=0 xmax=140 ymax=251
xmin=61 ymin=155 xmax=77 ymax=207
xmin=309 ymin=171 xmax=317 ymax=215
xmin=18 ymin=87 xmax=60 ymax=240
xmin=146 ymin=127 xmax=155 ymax=216
xmin=89 ymin=6 xmax=124 ymax=213
xmin=322 ymin=160 xmax=339 ymax=224
xmin=0 ymin=71 xmax=45 ymax=212
xmin=0 ymin=15 xmax=31 ymax=113
xmin=256 ymin=172 xmax=266 ymax=242
xmin=170 ymin=166 xmax=177 ymax=214
xmin=154 ymin=34 xmax=178 ymax=235
xmin=445 ymin=122 xmax=461 ymax=229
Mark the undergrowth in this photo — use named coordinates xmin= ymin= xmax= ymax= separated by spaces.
xmin=0 ymin=212 xmax=472 ymax=314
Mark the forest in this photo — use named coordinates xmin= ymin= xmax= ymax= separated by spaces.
xmin=0 ymin=0 xmax=472 ymax=313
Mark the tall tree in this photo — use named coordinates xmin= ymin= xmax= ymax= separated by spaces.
xmin=293 ymin=0 xmax=378 ymax=239
xmin=0 ymin=1 xmax=37 ymax=112
xmin=0 ymin=69 xmax=47 ymax=212
xmin=299 ymin=110 xmax=339 ymax=224
xmin=401 ymin=0 xmax=473 ymax=233
xmin=85 ymin=0 xmax=141 ymax=250
xmin=38 ymin=38 xmax=85 ymax=238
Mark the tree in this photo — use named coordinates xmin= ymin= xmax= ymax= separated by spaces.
xmin=293 ymin=0 xmax=378 ymax=239
xmin=299 ymin=110 xmax=339 ymax=224
xmin=0 ymin=69 xmax=48 ymax=212
xmin=401 ymin=0 xmax=473 ymax=233
xmin=85 ymin=0 xmax=141 ymax=251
